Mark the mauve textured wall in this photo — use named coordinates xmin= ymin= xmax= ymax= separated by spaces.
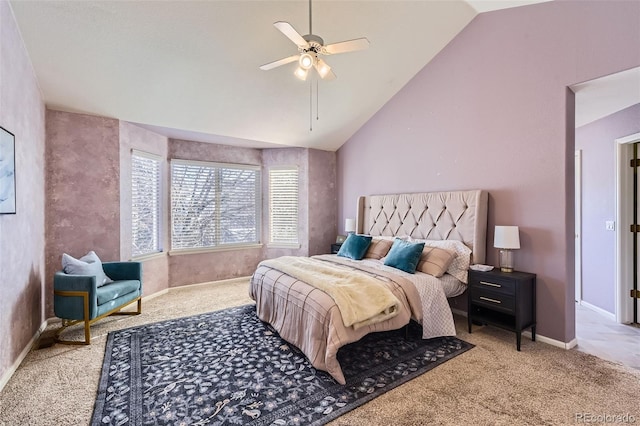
xmin=261 ymin=148 xmax=337 ymax=258
xmin=308 ymin=149 xmax=337 ymax=256
xmin=336 ymin=1 xmax=640 ymax=343
xmin=119 ymin=121 xmax=170 ymax=296
xmin=576 ymin=104 xmax=640 ymax=314
xmin=167 ymin=139 xmax=264 ymax=286
xmin=45 ymin=110 xmax=121 ymax=316
xmin=0 ymin=0 xmax=46 ymax=385
xmin=262 ymin=147 xmax=309 ymax=257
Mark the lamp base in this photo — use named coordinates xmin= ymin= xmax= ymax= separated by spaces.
xmin=498 ymin=249 xmax=515 ymax=273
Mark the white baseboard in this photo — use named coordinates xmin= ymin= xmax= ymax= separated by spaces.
xmin=522 ymin=330 xmax=578 ymax=349
xmin=453 ymin=308 xmax=577 ymax=350
xmin=0 ymin=319 xmax=48 ymax=394
xmin=143 ymin=288 xmax=169 ymax=301
xmin=169 ymin=276 xmax=251 ymax=291
xmin=578 ymin=301 xmax=616 ymax=321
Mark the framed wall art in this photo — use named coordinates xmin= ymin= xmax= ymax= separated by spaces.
xmin=0 ymin=126 xmax=16 ymax=214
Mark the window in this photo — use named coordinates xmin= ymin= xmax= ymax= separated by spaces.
xmin=131 ymin=151 xmax=162 ymax=257
xmin=171 ymin=160 xmax=261 ymax=251
xmin=269 ymin=167 xmax=299 ymax=245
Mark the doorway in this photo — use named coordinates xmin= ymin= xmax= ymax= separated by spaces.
xmin=616 ymin=133 xmax=640 ymax=324
xmin=572 ymin=67 xmax=640 ymax=370
xmin=573 ymin=132 xmax=640 ymax=370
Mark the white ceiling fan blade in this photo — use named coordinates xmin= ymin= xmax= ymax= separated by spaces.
xmin=314 ymin=58 xmax=336 ymax=80
xmin=274 ymin=21 xmax=309 ymax=49
xmin=259 ymin=55 xmax=300 ymax=71
xmin=323 ymin=38 xmax=370 ymax=55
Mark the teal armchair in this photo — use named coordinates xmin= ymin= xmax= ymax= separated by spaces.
xmin=54 ymin=261 xmax=142 ymax=345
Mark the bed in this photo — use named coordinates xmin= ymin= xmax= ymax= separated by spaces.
xmin=249 ymin=190 xmax=488 ymax=384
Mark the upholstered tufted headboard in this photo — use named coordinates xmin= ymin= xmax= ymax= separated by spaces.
xmin=356 ymin=190 xmax=488 ymax=264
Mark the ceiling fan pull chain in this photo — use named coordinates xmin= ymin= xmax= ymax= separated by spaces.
xmin=310 ymin=80 xmax=313 ymax=131
xmin=316 ymin=79 xmax=319 ymax=121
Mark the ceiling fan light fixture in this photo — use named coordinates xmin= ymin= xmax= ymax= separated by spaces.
xmin=317 ymin=62 xmax=330 ymax=79
xmin=294 ymin=66 xmax=309 ymax=81
xmin=299 ymin=52 xmax=314 ymax=70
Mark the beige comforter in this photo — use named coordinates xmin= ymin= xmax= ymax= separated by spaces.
xmin=249 ymin=255 xmax=423 ymax=385
xmin=260 ymin=256 xmax=400 ymax=330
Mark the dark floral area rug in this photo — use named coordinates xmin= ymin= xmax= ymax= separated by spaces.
xmin=91 ymin=304 xmax=473 ymax=426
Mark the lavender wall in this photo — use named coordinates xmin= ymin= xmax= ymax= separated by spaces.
xmin=119 ymin=121 xmax=170 ymax=296
xmin=576 ymin=104 xmax=640 ymax=314
xmin=45 ymin=111 xmax=121 ymax=316
xmin=0 ymin=0 xmax=46 ymax=384
xmin=167 ymin=139 xmax=264 ymax=286
xmin=336 ymin=1 xmax=640 ymax=343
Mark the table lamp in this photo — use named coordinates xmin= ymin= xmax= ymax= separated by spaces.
xmin=494 ymin=226 xmax=520 ymax=272
xmin=345 ymin=218 xmax=356 ymax=235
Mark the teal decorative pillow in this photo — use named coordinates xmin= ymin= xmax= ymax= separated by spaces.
xmin=62 ymin=251 xmax=113 ymax=287
xmin=383 ymin=238 xmax=425 ymax=274
xmin=337 ymin=234 xmax=372 ymax=260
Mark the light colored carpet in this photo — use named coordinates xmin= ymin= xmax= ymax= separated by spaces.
xmin=1 ymin=280 xmax=639 ymax=425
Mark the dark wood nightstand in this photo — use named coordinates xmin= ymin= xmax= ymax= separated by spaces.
xmin=467 ymin=268 xmax=536 ymax=351
xmin=330 ymin=243 xmax=342 ymax=254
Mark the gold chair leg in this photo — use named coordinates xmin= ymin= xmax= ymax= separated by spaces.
xmin=84 ymin=290 xmax=91 ymax=344
xmin=110 ymin=297 xmax=143 ymax=316
xmin=54 ymin=295 xmax=142 ymax=345
xmin=54 ymin=290 xmax=91 ymax=345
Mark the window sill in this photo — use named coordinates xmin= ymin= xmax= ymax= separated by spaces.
xmin=267 ymin=243 xmax=301 ymax=249
xmin=131 ymin=251 xmax=166 ymax=262
xmin=169 ymin=243 xmax=263 ymax=256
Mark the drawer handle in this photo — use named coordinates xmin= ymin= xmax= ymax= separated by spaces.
xmin=480 ymin=281 xmax=501 ymax=288
xmin=479 ymin=296 xmax=502 ymax=304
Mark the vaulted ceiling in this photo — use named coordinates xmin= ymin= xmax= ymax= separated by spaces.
xmin=11 ymin=0 xmax=565 ymax=151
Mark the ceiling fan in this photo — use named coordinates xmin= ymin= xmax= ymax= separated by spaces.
xmin=259 ymin=0 xmax=369 ymax=81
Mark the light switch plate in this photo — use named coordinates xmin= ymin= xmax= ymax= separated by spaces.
xmin=605 ymin=221 xmax=615 ymax=231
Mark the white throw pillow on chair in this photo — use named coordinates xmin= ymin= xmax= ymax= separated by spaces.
xmin=62 ymin=251 xmax=113 ymax=287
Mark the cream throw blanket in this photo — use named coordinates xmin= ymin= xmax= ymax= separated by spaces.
xmin=260 ymin=256 xmax=400 ymax=329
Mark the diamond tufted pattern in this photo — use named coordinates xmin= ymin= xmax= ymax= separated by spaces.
xmin=356 ymin=190 xmax=488 ymax=264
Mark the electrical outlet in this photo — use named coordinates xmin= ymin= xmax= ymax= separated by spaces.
xmin=605 ymin=221 xmax=615 ymax=231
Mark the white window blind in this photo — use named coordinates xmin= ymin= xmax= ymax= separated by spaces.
xmin=131 ymin=151 xmax=162 ymax=257
xmin=171 ymin=160 xmax=261 ymax=250
xmin=269 ymin=167 xmax=299 ymax=244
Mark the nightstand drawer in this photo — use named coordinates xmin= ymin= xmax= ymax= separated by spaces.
xmin=470 ymin=288 xmax=515 ymax=313
xmin=470 ymin=274 xmax=516 ymax=296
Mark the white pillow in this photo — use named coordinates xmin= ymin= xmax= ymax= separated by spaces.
xmin=421 ymin=240 xmax=472 ymax=283
xmin=62 ymin=251 xmax=113 ymax=287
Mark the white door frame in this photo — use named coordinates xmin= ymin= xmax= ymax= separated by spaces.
xmin=575 ymin=150 xmax=582 ymax=303
xmin=615 ymin=132 xmax=640 ymax=324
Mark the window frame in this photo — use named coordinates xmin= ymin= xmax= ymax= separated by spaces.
xmin=169 ymin=159 xmax=262 ymax=254
xmin=268 ymin=166 xmax=300 ymax=248
xmin=131 ymin=149 xmax=163 ymax=259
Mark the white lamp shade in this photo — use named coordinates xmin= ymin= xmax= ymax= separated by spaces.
xmin=299 ymin=53 xmax=314 ymax=70
xmin=494 ymin=226 xmax=520 ymax=249
xmin=345 ymin=218 xmax=356 ymax=233
xmin=294 ymin=66 xmax=308 ymax=80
